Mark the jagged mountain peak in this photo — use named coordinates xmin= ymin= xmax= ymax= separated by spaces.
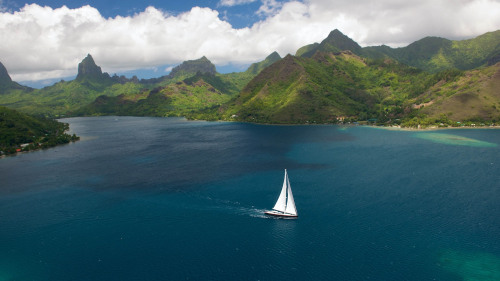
xmin=0 ymin=61 xmax=32 ymax=92
xmin=76 ymin=54 xmax=107 ymax=80
xmin=297 ymin=29 xmax=362 ymax=57
xmin=245 ymin=51 xmax=282 ymax=74
xmin=320 ymin=29 xmax=362 ymax=53
xmin=326 ymin=29 xmax=344 ymax=39
xmin=0 ymin=61 xmax=13 ymax=85
xmin=199 ymin=56 xmax=210 ymax=62
xmin=266 ymin=51 xmax=281 ymax=61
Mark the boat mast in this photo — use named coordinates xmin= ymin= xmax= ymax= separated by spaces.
xmin=284 ymin=170 xmax=297 ymax=216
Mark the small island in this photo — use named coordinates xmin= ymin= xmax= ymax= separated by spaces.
xmin=0 ymin=106 xmax=79 ymax=156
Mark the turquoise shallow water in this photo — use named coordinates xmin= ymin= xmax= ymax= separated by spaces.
xmin=1 ymin=117 xmax=499 ymax=280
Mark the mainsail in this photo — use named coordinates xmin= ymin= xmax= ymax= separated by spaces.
xmin=272 ymin=170 xmax=288 ymax=212
xmin=271 ymin=169 xmax=297 ymax=216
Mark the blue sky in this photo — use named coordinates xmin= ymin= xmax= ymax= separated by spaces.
xmin=1 ymin=0 xmax=500 ymax=88
xmin=2 ymin=0 xmax=266 ymax=28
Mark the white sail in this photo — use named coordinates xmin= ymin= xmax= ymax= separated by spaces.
xmin=284 ymin=172 xmax=297 ymax=215
xmin=266 ymin=169 xmax=298 ymax=217
xmin=272 ymin=169 xmax=288 ymax=212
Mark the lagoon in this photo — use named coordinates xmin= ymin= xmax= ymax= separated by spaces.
xmin=1 ymin=117 xmax=499 ymax=280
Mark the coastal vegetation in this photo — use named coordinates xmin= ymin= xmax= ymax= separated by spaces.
xmin=0 ymin=106 xmax=79 ymax=155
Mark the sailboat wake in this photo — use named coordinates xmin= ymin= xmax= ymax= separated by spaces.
xmin=198 ymin=169 xmax=299 ymax=219
xmin=239 ymin=207 xmax=270 ymax=219
xmin=199 ymin=195 xmax=270 ymax=218
xmin=217 ymin=201 xmax=270 ymax=218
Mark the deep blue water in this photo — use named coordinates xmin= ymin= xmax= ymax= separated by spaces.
xmin=1 ymin=117 xmax=499 ymax=281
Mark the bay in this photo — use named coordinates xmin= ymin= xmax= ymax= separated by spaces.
xmin=1 ymin=116 xmax=499 ymax=281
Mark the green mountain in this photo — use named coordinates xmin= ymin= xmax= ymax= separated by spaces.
xmin=220 ymin=52 xmax=282 ymax=91
xmin=296 ymin=29 xmax=362 ymax=57
xmin=209 ymin=29 xmax=499 ymax=125
xmin=296 ymin=29 xmax=500 ymax=73
xmin=76 ymin=74 xmax=236 ymax=117
xmin=0 ymin=54 xmax=143 ymax=116
xmin=0 ymin=54 xmax=262 ymax=117
xmin=1 ymin=29 xmax=500 ymax=126
xmin=413 ymin=62 xmax=500 ymax=122
xmin=217 ymin=51 xmax=433 ymax=124
xmin=245 ymin=52 xmax=282 ymax=74
xmin=0 ymin=106 xmax=79 ymax=155
xmin=295 ymin=43 xmax=320 ymax=57
xmin=363 ymin=30 xmax=500 ymax=72
xmin=74 ymin=54 xmax=280 ymax=117
xmin=168 ymin=56 xmax=216 ymax=79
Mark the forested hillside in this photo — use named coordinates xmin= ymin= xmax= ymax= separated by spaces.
xmin=0 ymin=106 xmax=79 ymax=155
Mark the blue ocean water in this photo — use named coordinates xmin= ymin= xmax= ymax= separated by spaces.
xmin=1 ymin=117 xmax=499 ymax=281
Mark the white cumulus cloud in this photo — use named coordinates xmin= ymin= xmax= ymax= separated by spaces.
xmin=218 ymin=0 xmax=258 ymax=7
xmin=301 ymin=0 xmax=500 ymax=46
xmin=1 ymin=0 xmax=500 ymax=82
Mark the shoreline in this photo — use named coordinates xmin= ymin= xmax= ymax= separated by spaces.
xmin=67 ymin=115 xmax=500 ymax=130
xmin=0 ymin=139 xmax=80 ymax=159
xmin=3 ymin=117 xmax=499 ymax=158
xmin=367 ymin=124 xmax=500 ymax=131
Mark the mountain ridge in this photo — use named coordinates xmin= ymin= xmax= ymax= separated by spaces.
xmin=217 ymin=51 xmax=433 ymax=124
xmin=362 ymin=30 xmax=500 ymax=72
xmin=1 ymin=29 xmax=500 ymax=126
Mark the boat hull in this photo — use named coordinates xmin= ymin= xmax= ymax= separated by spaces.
xmin=264 ymin=210 xmax=298 ymax=218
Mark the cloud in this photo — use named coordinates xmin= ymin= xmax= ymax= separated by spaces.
xmin=1 ymin=0 xmax=500 ymax=82
xmin=1 ymin=5 xmax=252 ymax=81
xmin=218 ymin=0 xmax=257 ymax=7
xmin=256 ymin=0 xmax=283 ymax=16
xmin=302 ymin=0 xmax=500 ymax=46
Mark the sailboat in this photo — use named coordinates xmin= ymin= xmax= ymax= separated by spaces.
xmin=265 ymin=169 xmax=298 ymax=218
